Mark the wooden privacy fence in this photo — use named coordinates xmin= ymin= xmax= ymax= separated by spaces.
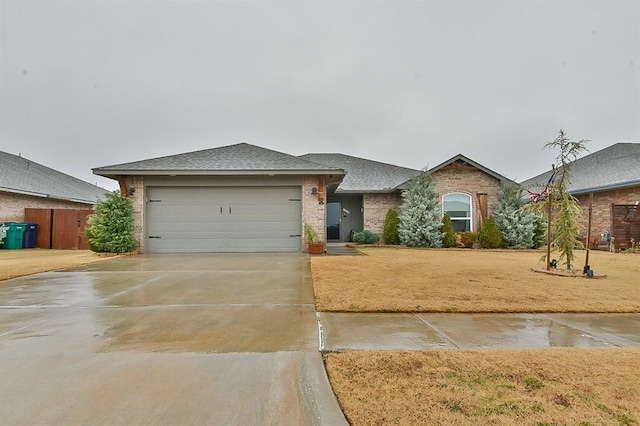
xmin=24 ymin=208 xmax=94 ymax=249
xmin=611 ymin=204 xmax=640 ymax=251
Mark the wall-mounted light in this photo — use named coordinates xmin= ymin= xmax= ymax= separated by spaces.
xmin=311 ymin=187 xmax=318 ymax=195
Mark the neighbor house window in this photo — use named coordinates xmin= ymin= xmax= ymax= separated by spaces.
xmin=443 ymin=193 xmax=472 ymax=232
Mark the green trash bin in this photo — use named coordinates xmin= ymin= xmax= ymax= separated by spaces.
xmin=4 ymin=222 xmax=26 ymax=249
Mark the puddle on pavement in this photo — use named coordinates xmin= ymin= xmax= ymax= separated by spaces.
xmin=96 ymin=305 xmax=318 ymax=353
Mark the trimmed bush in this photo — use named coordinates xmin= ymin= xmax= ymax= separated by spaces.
xmin=479 ymin=216 xmax=504 ymax=249
xmin=86 ymin=191 xmax=136 ymax=253
xmin=382 ymin=209 xmax=400 ymax=245
xmin=456 ymin=231 xmax=479 ymax=248
xmin=441 ymin=214 xmax=456 ymax=248
xmin=353 ymin=230 xmax=381 ymax=244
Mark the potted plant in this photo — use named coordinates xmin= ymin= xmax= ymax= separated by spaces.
xmin=304 ymin=224 xmax=325 ymax=254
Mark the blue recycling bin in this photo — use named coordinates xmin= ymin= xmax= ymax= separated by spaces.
xmin=22 ymin=223 xmax=39 ymax=248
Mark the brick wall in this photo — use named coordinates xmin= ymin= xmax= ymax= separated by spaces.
xmin=431 ymin=161 xmax=502 ymax=231
xmin=302 ymin=176 xmax=326 ymax=251
xmin=0 ymin=191 xmax=94 ymax=222
xmin=122 ymin=176 xmax=145 ymax=253
xmin=363 ymin=192 xmax=403 ymax=235
xmin=574 ymin=185 xmax=640 ymax=243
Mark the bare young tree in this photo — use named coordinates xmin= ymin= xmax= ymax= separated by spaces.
xmin=533 ymin=129 xmax=589 ymax=269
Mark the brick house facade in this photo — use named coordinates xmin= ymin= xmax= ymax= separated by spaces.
xmin=430 ymin=160 xmax=503 ymax=232
xmin=0 ymin=192 xmax=95 ymax=223
xmin=522 ymin=143 xmax=640 ymax=251
xmin=575 ymin=185 xmax=640 ymax=248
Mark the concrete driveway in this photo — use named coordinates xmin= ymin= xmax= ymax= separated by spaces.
xmin=0 ymin=253 xmax=347 ymax=425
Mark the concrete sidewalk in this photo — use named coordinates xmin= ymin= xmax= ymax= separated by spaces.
xmin=318 ymin=312 xmax=640 ymax=351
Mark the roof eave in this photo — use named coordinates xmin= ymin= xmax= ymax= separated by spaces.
xmin=571 ymin=180 xmax=640 ymax=195
xmin=335 ymin=188 xmax=401 ymax=194
xmin=93 ymin=169 xmax=346 ymax=178
xmin=0 ymin=187 xmax=96 ymax=204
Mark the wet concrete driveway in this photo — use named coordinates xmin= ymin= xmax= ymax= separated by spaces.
xmin=0 ymin=254 xmax=347 ymax=425
xmin=318 ymin=312 xmax=640 ymax=351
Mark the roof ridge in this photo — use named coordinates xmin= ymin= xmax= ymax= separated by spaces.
xmin=301 ymin=152 xmax=420 ymax=172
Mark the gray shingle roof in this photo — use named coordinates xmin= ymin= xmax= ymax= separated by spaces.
xmin=520 ymin=143 xmax=640 ymax=194
xmin=299 ymin=153 xmax=420 ymax=193
xmin=94 ymin=143 xmax=343 ymax=176
xmin=0 ymin=151 xmax=110 ymax=204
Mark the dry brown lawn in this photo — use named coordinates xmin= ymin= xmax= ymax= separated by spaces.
xmin=312 ymin=248 xmax=640 ymax=312
xmin=325 ymin=348 xmax=640 ymax=426
xmin=0 ymin=249 xmax=117 ymax=281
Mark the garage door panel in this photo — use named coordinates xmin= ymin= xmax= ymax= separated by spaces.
xmin=146 ymin=187 xmax=301 ymax=253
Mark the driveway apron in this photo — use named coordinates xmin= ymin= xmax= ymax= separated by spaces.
xmin=0 ymin=253 xmax=347 ymax=425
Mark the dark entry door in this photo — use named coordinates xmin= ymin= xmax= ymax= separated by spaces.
xmin=326 ymin=202 xmax=341 ymax=241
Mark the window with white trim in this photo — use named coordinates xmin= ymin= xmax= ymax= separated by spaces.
xmin=443 ymin=193 xmax=472 ymax=232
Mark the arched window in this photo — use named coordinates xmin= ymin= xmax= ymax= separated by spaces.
xmin=443 ymin=193 xmax=472 ymax=232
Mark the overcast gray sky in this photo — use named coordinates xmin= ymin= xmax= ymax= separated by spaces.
xmin=1 ymin=0 xmax=638 ymax=191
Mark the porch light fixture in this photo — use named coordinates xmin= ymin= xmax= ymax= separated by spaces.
xmin=311 ymin=187 xmax=318 ymax=195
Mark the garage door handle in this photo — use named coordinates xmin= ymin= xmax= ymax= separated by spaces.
xmin=149 ymin=236 xmax=162 ymax=239
xmin=220 ymin=207 xmax=223 ymax=214
xmin=229 ymin=207 xmax=232 ymax=214
xmin=289 ymin=234 xmax=301 ymax=238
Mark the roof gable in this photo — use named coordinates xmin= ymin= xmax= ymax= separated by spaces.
xmin=520 ymin=143 xmax=640 ymax=194
xmin=300 ymin=153 xmax=420 ymax=193
xmin=0 ymin=151 xmax=109 ymax=204
xmin=94 ymin=143 xmax=343 ymax=176
xmin=428 ymin=154 xmax=512 ymax=183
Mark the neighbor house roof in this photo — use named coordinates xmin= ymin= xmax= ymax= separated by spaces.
xmin=94 ymin=143 xmax=344 ymax=177
xmin=520 ymin=143 xmax=640 ymax=195
xmin=0 ymin=151 xmax=109 ymax=204
xmin=299 ymin=153 xmax=420 ymax=193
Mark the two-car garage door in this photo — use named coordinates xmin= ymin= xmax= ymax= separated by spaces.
xmin=146 ymin=186 xmax=302 ymax=253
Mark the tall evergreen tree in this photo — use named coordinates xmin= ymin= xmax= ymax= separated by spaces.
xmin=493 ymin=181 xmax=536 ymax=248
xmin=399 ymin=172 xmax=444 ymax=247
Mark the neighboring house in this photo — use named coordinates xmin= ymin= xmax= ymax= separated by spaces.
xmin=94 ymin=143 xmax=513 ymax=253
xmin=521 ymin=143 xmax=640 ymax=251
xmin=0 ymin=151 xmax=109 ymax=222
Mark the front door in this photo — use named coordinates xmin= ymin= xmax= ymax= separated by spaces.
xmin=326 ymin=202 xmax=341 ymax=241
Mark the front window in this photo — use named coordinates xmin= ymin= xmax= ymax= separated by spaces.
xmin=443 ymin=193 xmax=472 ymax=232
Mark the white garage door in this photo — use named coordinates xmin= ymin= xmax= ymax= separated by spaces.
xmin=146 ymin=186 xmax=302 ymax=253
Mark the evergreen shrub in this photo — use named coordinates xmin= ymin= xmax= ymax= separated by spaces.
xmin=399 ymin=172 xmax=443 ymax=247
xmin=353 ymin=230 xmax=380 ymax=244
xmin=441 ymin=214 xmax=456 ymax=248
xmin=479 ymin=216 xmax=504 ymax=249
xmin=86 ymin=192 xmax=136 ymax=253
xmin=382 ymin=209 xmax=400 ymax=245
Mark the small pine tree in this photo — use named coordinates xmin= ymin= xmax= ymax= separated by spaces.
xmin=399 ymin=172 xmax=443 ymax=247
xmin=479 ymin=216 xmax=503 ymax=249
xmin=531 ymin=214 xmax=547 ymax=249
xmin=86 ymin=192 xmax=136 ymax=253
xmin=493 ymin=182 xmax=535 ymax=248
xmin=441 ymin=214 xmax=456 ymax=248
xmin=382 ymin=209 xmax=400 ymax=245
